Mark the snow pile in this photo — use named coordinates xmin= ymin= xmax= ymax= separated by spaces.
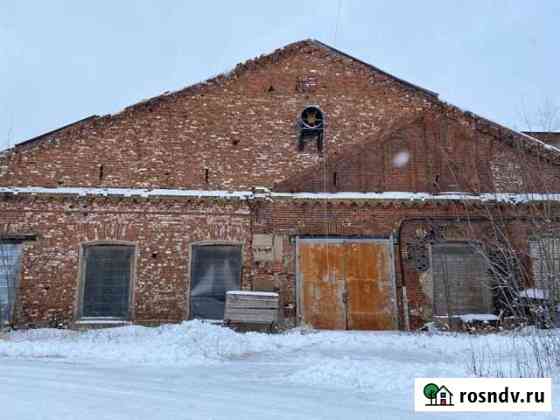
xmin=0 ymin=324 xmax=558 ymax=419
xmin=1 ymin=321 xmax=355 ymax=367
xmin=0 ymin=322 xmax=471 ymax=369
xmin=0 ymin=321 xmax=277 ymax=366
xmin=519 ymin=288 xmax=549 ymax=300
xmin=1 ymin=320 xmax=559 ymax=418
xmin=285 ymin=332 xmax=477 ymax=391
xmin=1 ymin=321 xmax=557 ymax=387
xmin=457 ymin=313 xmax=499 ymax=323
xmin=288 ymin=357 xmax=453 ymax=392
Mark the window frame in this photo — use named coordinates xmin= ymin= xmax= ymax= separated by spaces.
xmin=76 ymin=241 xmax=137 ymax=321
xmin=187 ymin=240 xmax=244 ymax=320
xmin=0 ymin=240 xmax=23 ymax=325
xmin=528 ymin=235 xmax=560 ymax=298
xmin=430 ymin=240 xmax=493 ymax=317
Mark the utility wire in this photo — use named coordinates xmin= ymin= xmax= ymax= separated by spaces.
xmin=332 ymin=0 xmax=343 ymax=46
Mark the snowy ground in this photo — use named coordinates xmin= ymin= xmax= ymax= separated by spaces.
xmin=0 ymin=321 xmax=557 ymax=419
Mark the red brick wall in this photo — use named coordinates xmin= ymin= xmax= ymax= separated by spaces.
xmin=0 ymin=195 xmax=252 ymax=326
xmin=2 ymin=40 xmax=556 ymax=194
xmin=523 ymin=132 xmax=560 ymax=148
xmin=252 ymin=197 xmax=547 ymax=329
xmin=0 ymin=191 xmax=552 ymax=329
xmin=276 ymin=116 xmax=495 ymax=193
xmin=1 ymin=40 xmax=560 ymax=329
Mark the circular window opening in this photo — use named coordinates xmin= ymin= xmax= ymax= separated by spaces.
xmin=301 ymin=106 xmax=324 ymax=129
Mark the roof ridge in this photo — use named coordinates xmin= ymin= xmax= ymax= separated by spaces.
xmin=441 ymin=100 xmax=560 ymax=156
xmin=15 ymin=115 xmax=99 ymax=149
xmin=309 ymin=39 xmax=439 ymax=97
xmin=7 ymin=39 xmax=559 ymax=162
xmin=11 ymin=39 xmax=440 ymax=150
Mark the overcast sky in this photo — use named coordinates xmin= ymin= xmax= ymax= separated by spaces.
xmin=1 ymin=1 xmax=558 ymax=150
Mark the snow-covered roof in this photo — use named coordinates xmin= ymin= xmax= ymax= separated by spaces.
xmin=441 ymin=101 xmax=560 ymax=156
xmin=271 ymin=191 xmax=560 ymax=203
xmin=227 ymin=291 xmax=279 ymax=297
xmin=2 ymin=186 xmax=560 ymax=205
xmin=0 ymin=186 xmax=253 ymax=200
xmin=518 ymin=131 xmax=560 ymax=154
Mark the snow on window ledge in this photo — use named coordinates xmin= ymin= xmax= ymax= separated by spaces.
xmin=75 ymin=318 xmax=132 ymax=325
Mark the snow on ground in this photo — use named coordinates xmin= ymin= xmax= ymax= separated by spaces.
xmin=0 ymin=321 xmax=557 ymax=419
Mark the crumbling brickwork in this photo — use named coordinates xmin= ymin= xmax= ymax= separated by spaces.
xmin=1 ymin=40 xmax=560 ymax=329
xmin=1 ymin=40 xmax=558 ymax=193
xmin=0 ymin=195 xmax=252 ymax=326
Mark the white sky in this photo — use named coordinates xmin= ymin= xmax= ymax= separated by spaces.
xmin=1 ymin=1 xmax=559 ymax=150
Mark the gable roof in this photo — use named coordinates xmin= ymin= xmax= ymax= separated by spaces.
xmin=523 ymin=131 xmax=560 ymax=147
xmin=436 ymin=385 xmax=453 ymax=396
xmin=7 ymin=39 xmax=560 ymax=162
xmin=15 ymin=115 xmax=98 ymax=149
xmin=311 ymin=40 xmax=438 ymax=98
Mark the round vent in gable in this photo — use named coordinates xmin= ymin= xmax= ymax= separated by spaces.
xmin=298 ymin=106 xmax=324 ymax=152
xmin=301 ymin=106 xmax=324 ymax=129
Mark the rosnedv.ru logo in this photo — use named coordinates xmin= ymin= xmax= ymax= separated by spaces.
xmin=423 ymin=383 xmax=454 ymax=406
xmin=414 ymin=378 xmax=551 ymax=412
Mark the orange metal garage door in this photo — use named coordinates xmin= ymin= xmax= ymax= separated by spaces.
xmin=297 ymin=238 xmax=397 ymax=330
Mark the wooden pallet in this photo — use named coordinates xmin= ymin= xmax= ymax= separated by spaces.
xmin=224 ymin=291 xmax=279 ymax=327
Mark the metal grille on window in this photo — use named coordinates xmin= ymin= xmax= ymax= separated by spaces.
xmin=82 ymin=245 xmax=133 ymax=318
xmin=431 ymin=243 xmax=493 ymax=317
xmin=190 ymin=245 xmax=242 ymax=320
xmin=529 ymin=237 xmax=560 ymax=298
xmin=0 ymin=242 xmax=22 ymax=325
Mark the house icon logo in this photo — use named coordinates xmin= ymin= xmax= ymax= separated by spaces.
xmin=423 ymin=383 xmax=454 ymax=406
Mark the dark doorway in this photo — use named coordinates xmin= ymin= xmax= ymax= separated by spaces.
xmin=190 ymin=244 xmax=242 ymax=320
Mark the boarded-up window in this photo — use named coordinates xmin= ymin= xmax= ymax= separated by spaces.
xmin=432 ymin=243 xmax=493 ymax=316
xmin=0 ymin=242 xmax=22 ymax=324
xmin=82 ymin=245 xmax=133 ymax=318
xmin=529 ymin=237 xmax=560 ymax=294
xmin=190 ymin=244 xmax=242 ymax=320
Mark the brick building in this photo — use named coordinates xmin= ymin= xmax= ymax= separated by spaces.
xmin=523 ymin=131 xmax=560 ymax=149
xmin=1 ymin=40 xmax=559 ymax=330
